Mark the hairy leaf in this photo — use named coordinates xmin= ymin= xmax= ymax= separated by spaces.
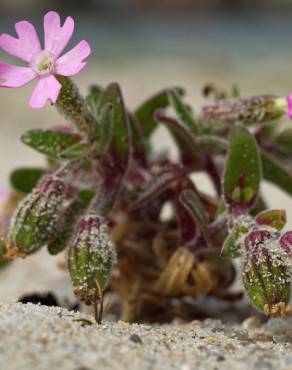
xmin=21 ymin=129 xmax=81 ymax=158
xmin=223 ymin=126 xmax=262 ymax=214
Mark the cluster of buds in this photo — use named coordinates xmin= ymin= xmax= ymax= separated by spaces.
xmin=222 ymin=211 xmax=292 ymax=314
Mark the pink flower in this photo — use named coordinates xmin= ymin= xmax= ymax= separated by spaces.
xmin=286 ymin=94 xmax=292 ymax=119
xmin=0 ymin=11 xmax=91 ymax=109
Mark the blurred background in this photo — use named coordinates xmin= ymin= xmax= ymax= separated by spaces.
xmin=0 ymin=0 xmax=291 ymax=303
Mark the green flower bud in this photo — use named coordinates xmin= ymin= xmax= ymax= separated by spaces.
xmin=68 ymin=214 xmax=116 ymax=304
xmin=56 ymin=76 xmax=98 ymax=141
xmin=7 ymin=175 xmax=67 ymax=256
xmin=242 ymin=230 xmax=291 ymax=312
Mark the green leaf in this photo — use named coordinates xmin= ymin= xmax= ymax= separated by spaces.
xmin=274 ymin=128 xmax=292 ymax=155
xmin=261 ymin=149 xmax=292 ymax=196
xmin=223 ymin=126 xmax=262 ymax=213
xmin=255 ymin=209 xmax=286 ymax=231
xmin=78 ymin=189 xmax=96 ymax=204
xmin=167 ymin=89 xmax=198 ymax=133
xmin=10 ymin=168 xmax=44 ymax=193
xmin=196 ymin=135 xmax=228 ymax=153
xmin=96 ymin=102 xmax=114 ymax=154
xmin=86 ymin=84 xmax=104 ymax=118
xmin=221 ymin=227 xmax=247 ymax=258
xmin=60 ymin=143 xmax=91 ymax=159
xmin=134 ymin=87 xmax=184 ymax=137
xmin=155 ymin=110 xmax=200 ymax=164
xmin=179 ymin=189 xmax=212 ymax=246
xmin=21 ymin=129 xmax=81 ymax=158
xmin=99 ymin=83 xmax=130 ymax=161
xmin=90 ymin=83 xmax=130 ymax=216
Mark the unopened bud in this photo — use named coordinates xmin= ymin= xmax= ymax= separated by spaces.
xmin=280 ymin=231 xmax=292 ymax=257
xmin=242 ymin=230 xmax=291 ymax=312
xmin=7 ymin=175 xmax=67 ymax=256
xmin=201 ymin=95 xmax=286 ymax=125
xmin=68 ymin=214 xmax=116 ymax=304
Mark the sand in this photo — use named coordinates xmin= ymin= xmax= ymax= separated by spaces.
xmin=0 ymin=302 xmax=291 ymax=370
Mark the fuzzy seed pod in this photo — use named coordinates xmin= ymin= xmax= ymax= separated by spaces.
xmin=201 ymin=95 xmax=285 ymax=125
xmin=7 ymin=175 xmax=67 ymax=256
xmin=68 ymin=214 xmax=116 ymax=304
xmin=242 ymin=230 xmax=291 ymax=312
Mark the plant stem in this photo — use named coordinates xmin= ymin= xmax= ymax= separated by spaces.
xmin=93 ymin=279 xmax=104 ymax=324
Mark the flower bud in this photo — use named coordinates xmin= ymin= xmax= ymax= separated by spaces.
xmin=56 ymin=76 xmax=98 ymax=141
xmin=68 ymin=214 xmax=116 ymax=304
xmin=280 ymin=231 xmax=292 ymax=257
xmin=7 ymin=175 xmax=67 ymax=256
xmin=201 ymin=95 xmax=286 ymax=125
xmin=242 ymin=230 xmax=291 ymax=312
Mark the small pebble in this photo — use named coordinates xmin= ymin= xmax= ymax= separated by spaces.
xmin=242 ymin=316 xmax=262 ymax=330
xmin=129 ymin=334 xmax=143 ymax=344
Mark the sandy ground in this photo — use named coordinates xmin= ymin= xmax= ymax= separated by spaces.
xmin=0 ymin=302 xmax=291 ymax=370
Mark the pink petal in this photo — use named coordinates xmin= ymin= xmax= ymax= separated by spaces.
xmin=54 ymin=40 xmax=91 ymax=76
xmin=29 ymin=75 xmax=62 ymax=109
xmin=0 ymin=21 xmax=41 ymax=63
xmin=0 ymin=62 xmax=36 ymax=87
xmin=44 ymin=11 xmax=74 ymax=58
xmin=286 ymin=94 xmax=292 ymax=119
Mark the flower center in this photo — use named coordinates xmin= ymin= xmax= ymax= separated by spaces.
xmin=33 ymin=51 xmax=54 ymax=76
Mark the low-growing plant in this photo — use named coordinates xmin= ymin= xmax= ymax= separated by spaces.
xmin=0 ymin=11 xmax=292 ymax=322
